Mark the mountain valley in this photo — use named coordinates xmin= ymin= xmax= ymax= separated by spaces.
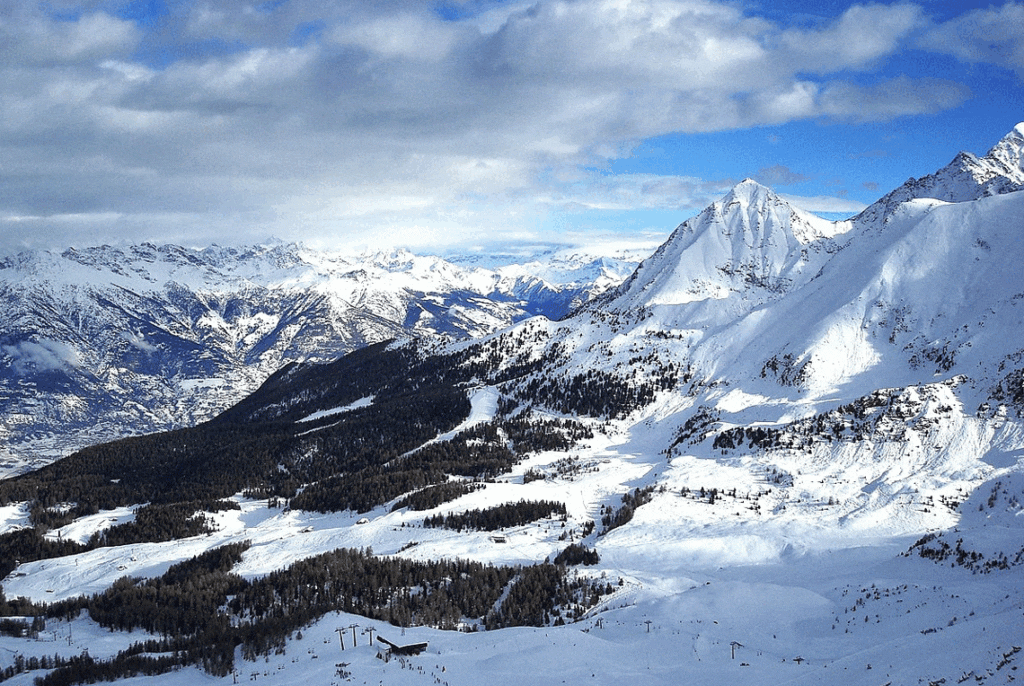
xmin=0 ymin=244 xmax=642 ymax=476
xmin=1 ymin=125 xmax=1023 ymax=686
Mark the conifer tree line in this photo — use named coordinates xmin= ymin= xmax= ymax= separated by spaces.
xmin=515 ymin=366 xmax=680 ymax=419
xmin=553 ymin=543 xmax=600 ymax=566
xmin=0 ymin=615 xmax=44 ymax=638
xmin=0 ymin=324 xmax=651 ymax=550
xmin=0 ymin=406 xmax=593 ymax=575
xmin=0 ymin=543 xmax=615 ymax=686
xmin=486 ymin=564 xmax=615 ymax=628
xmin=289 ymin=414 xmax=591 ymax=514
xmin=905 ymin=532 xmax=1024 ymax=573
xmin=0 ymin=331 xmax=599 ymax=513
xmin=423 ymin=500 xmax=567 ymax=531
xmin=0 ymin=500 xmax=240 ymax=579
xmin=91 ymin=499 xmax=241 ymax=548
xmin=710 ymin=385 xmax=953 ymax=453
xmin=601 ymin=485 xmax=658 ymax=533
xmin=0 ymin=331 xmax=683 ymax=685
xmin=391 ymin=481 xmax=484 ymax=512
xmin=0 ymin=528 xmax=90 ymax=580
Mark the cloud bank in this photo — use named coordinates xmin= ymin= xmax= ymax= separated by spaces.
xmin=0 ymin=0 xmax=1015 ymax=252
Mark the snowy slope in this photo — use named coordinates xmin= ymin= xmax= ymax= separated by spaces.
xmin=2 ymin=125 xmax=1024 ymax=686
xmin=591 ymin=144 xmax=1024 ymax=400
xmin=604 ymin=179 xmax=848 ymax=312
xmin=2 ymin=485 xmax=1021 ymax=686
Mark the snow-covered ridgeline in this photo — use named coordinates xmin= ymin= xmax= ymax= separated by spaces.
xmin=0 ymin=243 xmax=640 ymax=474
xmin=2 ymin=124 xmax=1024 ymax=686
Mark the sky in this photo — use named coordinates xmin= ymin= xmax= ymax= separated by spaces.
xmin=0 ymin=0 xmax=1022 ymax=257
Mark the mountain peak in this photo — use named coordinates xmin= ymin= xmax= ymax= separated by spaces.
xmin=856 ymin=123 xmax=1024 ymax=225
xmin=715 ymin=179 xmax=784 ymax=224
xmin=603 ymin=181 xmax=843 ymax=310
xmin=724 ymin=178 xmax=772 ymax=203
xmin=715 ymin=179 xmax=842 ymax=243
xmin=986 ymin=121 xmax=1024 ymax=179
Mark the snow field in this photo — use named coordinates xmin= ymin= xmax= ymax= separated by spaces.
xmin=4 ymin=549 xmax=1021 ymax=686
xmin=3 ymin=396 xmax=1023 ymax=686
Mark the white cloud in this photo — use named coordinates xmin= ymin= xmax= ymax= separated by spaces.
xmin=329 ymin=13 xmax=463 ymax=61
xmin=0 ymin=1 xmax=991 ymax=252
xmin=778 ymin=3 xmax=925 ymax=74
xmin=121 ymin=331 xmax=159 ymax=354
xmin=918 ymin=3 xmax=1024 ymax=78
xmin=538 ymin=172 xmax=732 ymax=212
xmin=0 ymin=10 xmax=139 ymax=66
xmin=2 ymin=339 xmax=81 ymax=375
xmin=779 ymin=193 xmax=867 ymax=214
xmin=817 ymin=76 xmax=971 ymax=122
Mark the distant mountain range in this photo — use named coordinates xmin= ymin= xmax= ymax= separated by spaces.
xmin=1 ymin=124 xmax=1022 ymax=686
xmin=0 ymin=242 xmax=642 ymax=475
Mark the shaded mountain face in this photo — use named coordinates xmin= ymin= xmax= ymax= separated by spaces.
xmin=0 ymin=244 xmax=635 ymax=475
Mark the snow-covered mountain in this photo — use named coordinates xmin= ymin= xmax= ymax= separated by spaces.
xmin=601 ymin=179 xmax=849 ymax=313
xmin=853 ymin=121 xmax=1024 ymax=225
xmin=581 ymin=123 xmax=1024 ymax=403
xmin=0 ymin=243 xmax=637 ymax=475
xmin=205 ymin=120 xmax=1024 ymax=594
xmin=2 ymin=125 xmax=1023 ymax=686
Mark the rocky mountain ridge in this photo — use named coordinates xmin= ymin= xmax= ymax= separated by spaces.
xmin=0 ymin=243 xmax=639 ymax=475
xmin=853 ymin=122 xmax=1024 ymax=226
